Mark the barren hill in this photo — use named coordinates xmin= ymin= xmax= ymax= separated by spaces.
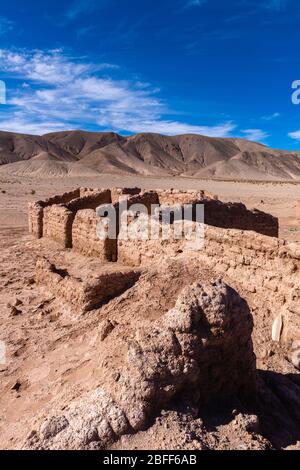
xmin=0 ymin=129 xmax=300 ymax=180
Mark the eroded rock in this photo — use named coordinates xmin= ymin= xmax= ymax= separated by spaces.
xmin=26 ymin=279 xmax=256 ymax=450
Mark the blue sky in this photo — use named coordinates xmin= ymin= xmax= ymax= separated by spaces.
xmin=0 ymin=0 xmax=300 ymax=149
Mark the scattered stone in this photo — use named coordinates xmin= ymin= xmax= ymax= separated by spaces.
xmin=272 ymin=314 xmax=283 ymax=342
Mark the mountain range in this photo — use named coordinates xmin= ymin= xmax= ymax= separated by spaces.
xmin=0 ymin=129 xmax=300 ymax=180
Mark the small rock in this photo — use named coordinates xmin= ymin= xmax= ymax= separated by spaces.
xmin=267 ymin=348 xmax=275 ymax=358
xmin=27 ymin=430 xmax=38 ymax=440
xmin=292 ymin=340 xmax=300 ymax=350
xmin=112 ymin=372 xmax=121 ymax=382
xmin=98 ymin=320 xmax=115 ymax=341
xmin=291 ymin=340 xmax=300 ymax=370
xmin=41 ymin=416 xmax=69 ymax=440
xmin=12 ymin=381 xmax=21 ymax=392
xmin=9 ymin=306 xmax=22 ymax=317
xmin=27 ymin=277 xmax=35 ymax=286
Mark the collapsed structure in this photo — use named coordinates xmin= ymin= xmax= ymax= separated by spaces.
xmin=26 ymin=186 xmax=300 ymax=449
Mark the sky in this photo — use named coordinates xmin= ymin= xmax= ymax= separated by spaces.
xmin=0 ymin=0 xmax=300 ymax=149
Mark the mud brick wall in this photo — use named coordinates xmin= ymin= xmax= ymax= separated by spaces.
xmin=28 ymin=189 xmax=81 ymax=239
xmin=157 ymin=189 xmax=208 ymax=206
xmin=28 ymin=202 xmax=44 ymax=238
xmin=197 ymin=227 xmax=300 ymax=344
xmin=72 ymin=209 xmax=117 ymax=262
xmin=126 ymin=191 xmax=160 ymax=213
xmin=203 ymin=199 xmax=279 ymax=237
xmin=118 ymin=220 xmax=300 ymax=344
xmin=111 ymin=187 xmax=141 ymax=204
xmin=43 ymin=205 xmax=75 ymax=248
xmin=41 ymin=188 xmax=81 ymax=207
xmin=156 ymin=191 xmax=278 ymax=237
xmin=110 ymin=191 xmax=159 ymax=217
xmin=66 ymin=190 xmax=111 ymax=212
xmin=79 ymin=187 xmax=105 ymax=197
xmin=36 ymin=257 xmax=140 ymax=313
xmin=106 ymin=191 xmax=161 ymax=239
xmin=118 ymin=215 xmax=203 ymax=266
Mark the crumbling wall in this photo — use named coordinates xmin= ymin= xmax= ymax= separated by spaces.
xmin=66 ymin=190 xmax=111 ymax=212
xmin=43 ymin=205 xmax=74 ymax=248
xmin=198 ymin=227 xmax=300 ymax=344
xmin=79 ymin=187 xmax=104 ymax=197
xmin=36 ymin=257 xmax=140 ymax=313
xmin=157 ymin=192 xmax=278 ymax=237
xmin=28 ymin=202 xmax=44 ymax=238
xmin=72 ymin=210 xmax=117 ymax=261
xmin=29 ymin=189 xmax=112 ymax=247
xmin=96 ymin=191 xmax=160 ymax=250
xmin=203 ymin=199 xmax=278 ymax=237
xmin=28 ymin=189 xmax=81 ymax=239
xmin=126 ymin=191 xmax=160 ymax=213
xmin=111 ymin=187 xmax=141 ymax=204
xmin=41 ymin=189 xmax=81 ymax=207
xmin=157 ymin=189 xmax=208 ymax=206
xmin=117 ymin=217 xmax=299 ymax=344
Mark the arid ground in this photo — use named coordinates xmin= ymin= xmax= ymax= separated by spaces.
xmin=0 ymin=174 xmax=300 ymax=450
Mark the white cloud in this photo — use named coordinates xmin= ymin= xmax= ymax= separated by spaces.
xmin=0 ymin=48 xmax=235 ymax=137
xmin=241 ymin=129 xmax=269 ymax=142
xmin=288 ymin=130 xmax=300 ymax=141
xmin=0 ymin=116 xmax=70 ymax=136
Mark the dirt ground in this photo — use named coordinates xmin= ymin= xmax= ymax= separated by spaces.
xmin=0 ymin=174 xmax=300 ymax=450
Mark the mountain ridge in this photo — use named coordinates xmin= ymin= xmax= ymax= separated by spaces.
xmin=0 ymin=129 xmax=300 ymax=180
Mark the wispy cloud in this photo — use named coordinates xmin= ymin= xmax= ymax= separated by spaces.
xmin=288 ymin=130 xmax=300 ymax=141
xmin=264 ymin=0 xmax=289 ymax=11
xmin=241 ymin=129 xmax=269 ymax=142
xmin=66 ymin=0 xmax=100 ymax=20
xmin=261 ymin=112 xmax=281 ymax=121
xmin=185 ymin=0 xmax=207 ymax=7
xmin=0 ymin=48 xmax=235 ymax=137
xmin=76 ymin=25 xmax=96 ymax=39
xmin=0 ymin=16 xmax=14 ymax=35
xmin=179 ymin=0 xmax=207 ymax=12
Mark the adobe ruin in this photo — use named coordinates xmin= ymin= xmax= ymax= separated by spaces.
xmin=25 ymin=186 xmax=300 ymax=450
